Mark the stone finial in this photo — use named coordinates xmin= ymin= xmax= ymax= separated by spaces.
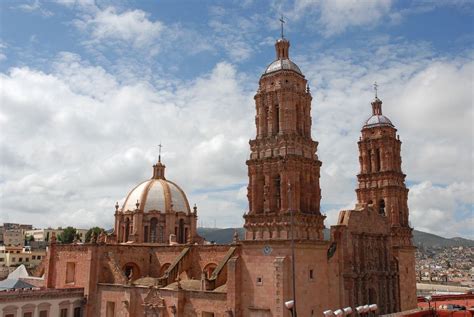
xmin=233 ymin=229 xmax=239 ymax=243
xmin=135 ymin=200 xmax=140 ymax=210
xmin=115 ymin=202 xmax=119 ymax=212
xmin=193 ymin=204 xmax=197 ymax=215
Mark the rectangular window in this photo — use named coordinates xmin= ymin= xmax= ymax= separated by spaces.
xmin=73 ymin=307 xmax=82 ymax=317
xmin=39 ymin=311 xmax=48 ymax=317
xmin=60 ymin=309 xmax=68 ymax=317
xmin=6 ymin=314 xmax=14 ymax=317
xmin=202 ymin=313 xmax=215 ymax=317
xmin=106 ymin=302 xmax=115 ymax=317
xmin=66 ymin=262 xmax=76 ymax=284
xmin=24 ymin=313 xmax=33 ymax=317
xmin=309 ymin=269 xmax=314 ymax=280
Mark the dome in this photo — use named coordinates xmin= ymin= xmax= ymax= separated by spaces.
xmin=263 ymin=59 xmax=303 ymax=76
xmin=121 ymin=162 xmax=191 ymax=214
xmin=364 ymin=114 xmax=394 ymax=128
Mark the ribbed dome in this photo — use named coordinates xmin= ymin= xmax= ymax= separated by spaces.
xmin=364 ymin=114 xmax=394 ymax=128
xmin=121 ymin=162 xmax=191 ymax=214
xmin=264 ymin=59 xmax=303 ymax=76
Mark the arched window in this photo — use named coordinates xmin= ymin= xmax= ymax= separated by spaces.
xmin=367 ymin=150 xmax=372 ymax=172
xmin=124 ymin=218 xmax=130 ymax=242
xmin=203 ymin=263 xmax=217 ymax=279
xmin=376 ymin=149 xmax=381 ymax=171
xmin=275 ymin=104 xmax=280 ymax=134
xmin=379 ymin=199 xmax=385 ymax=216
xmin=123 ymin=262 xmax=140 ymax=281
xmin=178 ymin=219 xmax=185 ymax=244
xmin=275 ymin=174 xmax=281 ymax=210
xmin=159 ymin=263 xmax=171 ymax=277
xmin=150 ymin=218 xmax=158 ymax=243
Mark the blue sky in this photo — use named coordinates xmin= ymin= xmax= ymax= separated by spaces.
xmin=0 ymin=0 xmax=473 ymax=238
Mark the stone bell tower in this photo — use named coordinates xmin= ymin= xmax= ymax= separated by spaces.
xmin=356 ymin=91 xmax=417 ymax=310
xmin=243 ymin=36 xmax=325 ymax=241
xmin=356 ymin=93 xmax=412 ymax=247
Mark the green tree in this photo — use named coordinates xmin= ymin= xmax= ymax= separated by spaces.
xmin=85 ymin=227 xmax=104 ymax=243
xmin=58 ymin=227 xmax=76 ymax=244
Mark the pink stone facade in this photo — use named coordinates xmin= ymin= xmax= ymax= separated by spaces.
xmin=28 ymin=36 xmax=417 ymax=316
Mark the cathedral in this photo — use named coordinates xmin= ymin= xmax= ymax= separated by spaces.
xmin=33 ymin=34 xmax=416 ymax=316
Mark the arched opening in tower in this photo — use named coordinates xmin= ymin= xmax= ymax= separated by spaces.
xmin=379 ymin=199 xmax=386 ymax=216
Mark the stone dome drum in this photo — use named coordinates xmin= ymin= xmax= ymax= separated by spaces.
xmin=121 ymin=162 xmax=191 ymax=214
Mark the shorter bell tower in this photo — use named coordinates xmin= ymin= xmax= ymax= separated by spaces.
xmin=356 ymin=94 xmax=412 ymax=246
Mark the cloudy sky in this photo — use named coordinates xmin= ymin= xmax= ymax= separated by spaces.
xmin=0 ymin=0 xmax=472 ymax=238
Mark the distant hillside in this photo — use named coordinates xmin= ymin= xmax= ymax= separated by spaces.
xmin=198 ymin=227 xmax=473 ymax=248
xmin=412 ymin=230 xmax=474 ymax=248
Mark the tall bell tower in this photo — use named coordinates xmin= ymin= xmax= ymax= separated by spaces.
xmin=243 ymin=36 xmax=325 ymax=241
xmin=356 ymin=93 xmax=412 ymax=247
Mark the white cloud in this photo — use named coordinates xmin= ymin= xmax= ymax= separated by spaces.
xmin=17 ymin=0 xmax=54 ymax=17
xmin=74 ymin=7 xmax=163 ymax=49
xmin=276 ymin=0 xmax=393 ymax=37
xmin=409 ymin=181 xmax=474 ymax=239
xmin=0 ymin=54 xmax=253 ymax=230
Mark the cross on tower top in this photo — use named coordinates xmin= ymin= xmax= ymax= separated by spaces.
xmin=374 ymin=82 xmax=379 ymax=98
xmin=158 ymin=143 xmax=163 ymax=163
xmin=279 ymin=15 xmax=285 ymax=39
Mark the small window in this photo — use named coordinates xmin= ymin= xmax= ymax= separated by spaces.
xmin=309 ymin=269 xmax=314 ymax=280
xmin=19 ymin=257 xmax=23 ymax=262
xmin=256 ymin=276 xmax=263 ymax=286
xmin=24 ymin=313 xmax=33 ymax=317
xmin=66 ymin=262 xmax=76 ymax=284
xmin=74 ymin=307 xmax=82 ymax=317
xmin=60 ymin=309 xmax=68 ymax=317
xmin=106 ymin=302 xmax=115 ymax=317
xmin=202 ymin=312 xmax=215 ymax=317
xmin=379 ymin=199 xmax=385 ymax=216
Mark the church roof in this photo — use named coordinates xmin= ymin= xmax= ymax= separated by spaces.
xmin=122 ymin=178 xmax=190 ymax=214
xmin=264 ymin=58 xmax=303 ymax=76
xmin=364 ymin=114 xmax=394 ymax=128
xmin=121 ymin=161 xmax=191 ymax=214
xmin=0 ymin=278 xmax=35 ymax=290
